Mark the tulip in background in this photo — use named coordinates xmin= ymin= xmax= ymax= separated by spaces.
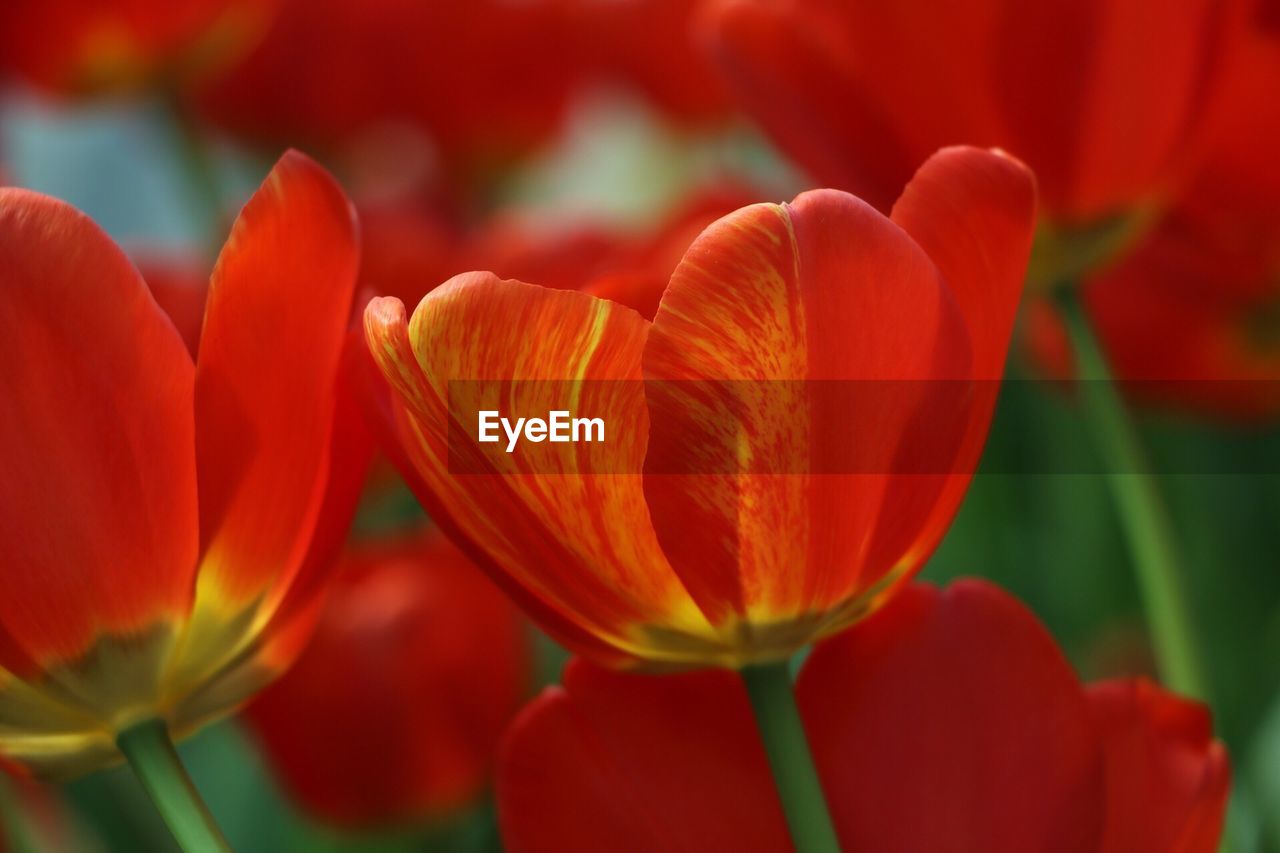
xmin=500 ymin=580 xmax=1229 ymax=853
xmin=357 ymin=184 xmax=763 ymax=324
xmin=243 ymin=531 xmax=530 ymax=829
xmin=0 ymin=150 xmax=364 ymax=847
xmin=190 ymin=0 xmax=580 ymax=179
xmin=1028 ymin=26 xmax=1280 ymax=420
xmin=0 ymin=0 xmax=278 ymax=96
xmin=703 ymin=0 xmax=1247 ymax=252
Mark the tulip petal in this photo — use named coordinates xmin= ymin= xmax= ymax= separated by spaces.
xmin=246 ymin=532 xmax=529 ymax=827
xmin=365 ymin=276 xmax=721 ymax=665
xmin=703 ymin=0 xmax=1005 ymax=213
xmin=0 ymin=189 xmax=198 ymax=673
xmin=798 ymin=580 xmax=1104 ymax=852
xmin=1089 ymin=679 xmax=1230 ymax=853
xmin=874 ymin=147 xmax=1036 ymax=590
xmin=498 ymin=581 xmax=1113 ymax=853
xmin=168 ymin=331 xmax=377 ymax=731
xmin=159 ymin=151 xmax=359 ymax=713
xmin=192 ymin=149 xmax=359 ymax=608
xmin=890 ymin=146 xmax=1036 ymax=380
xmin=355 ymin=334 xmax=634 ymax=666
xmin=497 ymin=660 xmax=791 ymax=853
xmin=642 ymin=190 xmax=969 ymax=644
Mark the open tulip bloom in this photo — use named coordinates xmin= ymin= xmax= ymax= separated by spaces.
xmin=366 ymin=145 xmax=1038 ymax=847
xmin=0 ymin=151 xmax=361 ymax=848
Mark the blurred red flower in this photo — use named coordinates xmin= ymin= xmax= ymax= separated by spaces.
xmin=364 ymin=146 xmax=1035 ymax=669
xmin=0 ymin=0 xmax=278 ymax=96
xmin=0 ymin=150 xmax=367 ymax=778
xmin=1027 ymin=27 xmax=1280 ymax=419
xmin=244 ymin=531 xmax=530 ymax=828
xmin=192 ymin=0 xmax=583 ymax=180
xmin=703 ymin=0 xmax=1247 ymax=230
xmin=357 ymin=184 xmax=763 ymax=320
xmin=499 ymin=580 xmax=1230 ymax=852
xmin=573 ymin=0 xmax=735 ymax=124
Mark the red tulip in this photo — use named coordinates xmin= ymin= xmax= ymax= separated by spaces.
xmin=1027 ymin=27 xmax=1280 ymax=419
xmin=358 ymin=184 xmax=763 ymax=322
xmin=703 ymin=0 xmax=1247 ymax=229
xmin=0 ymin=0 xmax=277 ymax=96
xmin=192 ymin=0 xmax=582 ymax=177
xmin=365 ymin=146 xmax=1035 ymax=668
xmin=243 ymin=531 xmax=531 ymax=828
xmin=0 ymin=150 xmax=364 ymax=778
xmin=499 ymin=580 xmax=1230 ymax=852
xmin=572 ymin=0 xmax=735 ymax=125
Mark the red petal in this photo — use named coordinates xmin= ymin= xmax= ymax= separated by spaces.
xmin=497 ymin=659 xmax=790 ymax=853
xmin=642 ymin=189 xmax=969 ymax=642
xmin=703 ymin=0 xmax=1004 ymax=213
xmin=245 ymin=531 xmax=530 ymax=827
xmin=499 ymin=581 xmax=1117 ymax=852
xmin=1089 ymin=679 xmax=1230 ymax=853
xmin=705 ymin=0 xmax=1245 ymax=223
xmin=995 ymin=0 xmax=1246 ymax=221
xmin=193 ymin=149 xmax=359 ymax=607
xmin=0 ymin=189 xmax=198 ymax=671
xmin=877 ymin=147 xmax=1036 ymax=587
xmin=891 ymin=146 xmax=1036 ymax=380
xmin=364 ymin=277 xmax=720 ymax=665
xmin=798 ymin=581 xmax=1105 ymax=852
xmin=353 ymin=333 xmax=632 ymax=666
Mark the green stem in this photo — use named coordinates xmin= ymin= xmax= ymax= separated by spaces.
xmin=741 ymin=661 xmax=841 ymax=853
xmin=117 ymin=719 xmax=230 ymax=853
xmin=1057 ymin=286 xmax=1208 ymax=701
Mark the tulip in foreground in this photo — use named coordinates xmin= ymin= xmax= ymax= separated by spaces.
xmin=500 ymin=580 xmax=1230 ymax=853
xmin=365 ymin=145 xmax=1036 ymax=670
xmin=0 ymin=151 xmax=361 ymax=845
xmin=367 ymin=145 xmax=1035 ymax=849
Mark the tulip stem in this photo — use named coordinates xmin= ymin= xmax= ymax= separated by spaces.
xmin=117 ymin=719 xmax=230 ymax=853
xmin=1056 ymin=286 xmax=1209 ymax=701
xmin=741 ymin=661 xmax=841 ymax=853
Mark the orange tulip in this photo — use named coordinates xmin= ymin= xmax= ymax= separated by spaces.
xmin=0 ymin=0 xmax=277 ymax=96
xmin=0 ymin=150 xmax=363 ymax=777
xmin=365 ymin=146 xmax=1035 ymax=668
xmin=703 ymin=0 xmax=1247 ymax=236
xmin=244 ymin=531 xmax=530 ymax=828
